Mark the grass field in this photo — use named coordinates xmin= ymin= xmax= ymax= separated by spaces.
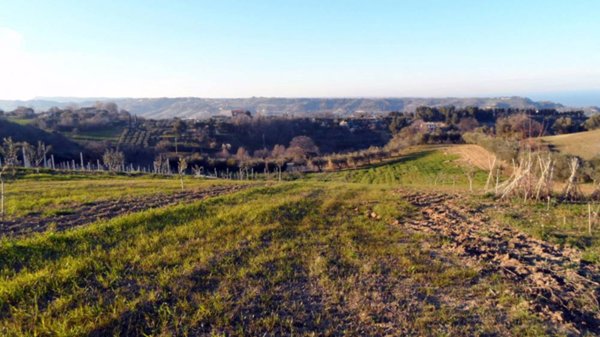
xmin=6 ymin=118 xmax=36 ymax=126
xmin=0 ymin=152 xmax=598 ymax=335
xmin=65 ymin=127 xmax=125 ymax=142
xmin=488 ymin=198 xmax=600 ymax=263
xmin=540 ymin=129 xmax=600 ymax=160
xmin=2 ymin=172 xmax=239 ymax=218
xmin=311 ymin=150 xmax=489 ymax=189
xmin=0 ymin=182 xmax=554 ymax=336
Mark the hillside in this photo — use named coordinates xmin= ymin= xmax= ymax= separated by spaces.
xmin=0 ymin=96 xmax=565 ymax=119
xmin=0 ymin=119 xmax=83 ymax=160
xmin=540 ymin=129 xmax=600 ymax=160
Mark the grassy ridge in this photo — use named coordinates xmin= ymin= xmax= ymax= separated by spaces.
xmin=0 ymin=182 xmax=548 ymax=336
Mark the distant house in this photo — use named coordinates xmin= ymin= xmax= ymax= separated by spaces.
xmin=231 ymin=109 xmax=252 ymax=118
xmin=420 ymin=121 xmax=446 ymax=133
xmin=428 ymin=122 xmax=447 ymax=132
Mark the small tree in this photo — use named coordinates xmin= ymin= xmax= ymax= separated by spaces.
xmin=0 ymin=165 xmax=9 ymax=219
xmin=287 ymin=136 xmax=319 ymax=164
xmin=235 ymin=147 xmax=251 ymax=179
xmin=309 ymin=157 xmax=327 ymax=172
xmin=192 ymin=165 xmax=203 ymax=177
xmin=178 ymin=156 xmax=188 ymax=191
xmin=464 ymin=162 xmax=476 ymax=192
xmin=24 ymin=141 xmax=52 ymax=173
xmin=585 ymin=114 xmax=600 ymax=130
xmin=271 ymin=144 xmax=287 ymax=181
xmin=0 ymin=138 xmax=20 ymax=219
xmin=172 ymin=119 xmax=187 ymax=154
xmin=562 ymin=157 xmax=582 ymax=201
xmin=1 ymin=137 xmax=20 ymax=168
xmin=102 ymin=149 xmax=125 ymax=172
xmin=153 ymin=153 xmax=171 ymax=174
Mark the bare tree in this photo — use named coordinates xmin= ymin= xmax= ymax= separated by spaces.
xmin=309 ymin=157 xmax=327 ymax=172
xmin=172 ymin=119 xmax=187 ymax=154
xmin=0 ymin=138 xmax=19 ymax=219
xmin=24 ymin=141 xmax=52 ymax=173
xmin=178 ymin=157 xmax=188 ymax=191
xmin=562 ymin=157 xmax=582 ymax=201
xmin=153 ymin=154 xmax=171 ymax=174
xmin=236 ymin=147 xmax=251 ymax=179
xmin=464 ymin=162 xmax=476 ymax=192
xmin=1 ymin=138 xmax=20 ymax=168
xmin=192 ymin=165 xmax=204 ymax=177
xmin=484 ymin=156 xmax=497 ymax=192
xmin=102 ymin=149 xmax=125 ymax=172
xmin=271 ymin=144 xmax=287 ymax=181
xmin=287 ymin=136 xmax=319 ymax=164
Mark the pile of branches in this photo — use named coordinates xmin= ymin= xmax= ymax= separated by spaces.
xmin=493 ymin=152 xmax=556 ymax=201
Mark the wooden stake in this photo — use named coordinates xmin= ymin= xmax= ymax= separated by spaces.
xmin=589 ymin=203 xmax=593 ymax=235
xmin=0 ymin=176 xmax=4 ymax=220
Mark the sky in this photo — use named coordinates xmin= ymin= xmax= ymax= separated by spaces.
xmin=0 ymin=0 xmax=599 ymax=104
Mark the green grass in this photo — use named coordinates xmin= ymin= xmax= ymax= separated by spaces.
xmin=488 ymin=198 xmax=600 ymax=263
xmin=2 ymin=174 xmax=240 ymax=218
xmin=65 ymin=127 xmax=124 ymax=141
xmin=6 ymin=118 xmax=35 ymax=126
xmin=0 ymin=182 xmax=550 ymax=336
xmin=310 ymin=150 xmax=488 ymax=189
xmin=2 ymin=150 xmax=585 ymax=335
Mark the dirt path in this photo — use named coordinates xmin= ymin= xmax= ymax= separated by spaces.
xmin=399 ymin=191 xmax=600 ymax=335
xmin=0 ymin=184 xmax=250 ymax=238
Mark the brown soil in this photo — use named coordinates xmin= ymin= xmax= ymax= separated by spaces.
xmin=399 ymin=191 xmax=600 ymax=335
xmin=0 ymin=185 xmax=250 ymax=238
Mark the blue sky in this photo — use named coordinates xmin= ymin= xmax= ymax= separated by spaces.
xmin=0 ymin=1 xmax=599 ymax=103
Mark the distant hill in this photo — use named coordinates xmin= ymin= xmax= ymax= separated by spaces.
xmin=539 ymin=129 xmax=600 ymax=160
xmin=0 ymin=96 xmax=567 ymax=119
xmin=0 ymin=119 xmax=83 ymax=160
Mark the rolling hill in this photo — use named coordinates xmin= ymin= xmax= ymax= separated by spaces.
xmin=0 ymin=96 xmax=565 ymax=119
xmin=0 ymin=119 xmax=83 ymax=160
xmin=540 ymin=129 xmax=600 ymax=160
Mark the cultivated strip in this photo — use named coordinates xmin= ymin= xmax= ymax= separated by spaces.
xmin=0 ymin=184 xmax=250 ymax=237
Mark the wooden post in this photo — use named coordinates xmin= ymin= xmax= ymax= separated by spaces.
xmin=22 ymin=147 xmax=30 ymax=168
xmin=1 ymin=174 xmax=4 ymax=220
xmin=495 ymin=167 xmax=500 ymax=194
xmin=589 ymin=203 xmax=593 ymax=235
